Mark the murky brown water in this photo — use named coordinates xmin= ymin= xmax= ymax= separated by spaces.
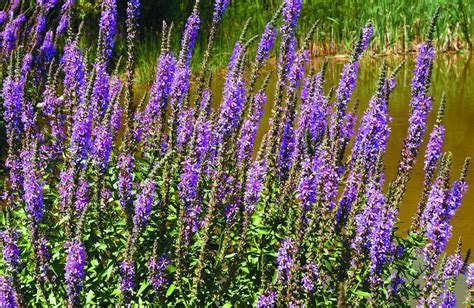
xmin=208 ymin=53 xmax=474 ymax=254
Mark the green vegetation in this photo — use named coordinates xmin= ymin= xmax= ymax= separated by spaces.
xmin=74 ymin=0 xmax=473 ymax=83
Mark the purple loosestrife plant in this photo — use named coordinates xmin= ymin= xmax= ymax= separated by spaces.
xmin=0 ymin=276 xmax=16 ymax=307
xmin=99 ymin=0 xmax=117 ymax=60
xmin=61 ymin=41 xmax=85 ymax=111
xmin=1 ymin=228 xmax=20 ymax=272
xmin=0 ymin=2 xmax=472 ymax=307
xmin=238 ymin=91 xmax=266 ymax=165
xmin=132 ymin=180 xmax=156 ymax=230
xmin=64 ymin=240 xmax=86 ymax=306
xmin=388 ymin=11 xmax=439 ymax=208
xmin=120 ymin=258 xmax=135 ymax=302
xmin=467 ymin=263 xmax=474 ymax=289
xmin=256 ymin=290 xmax=277 ymax=308
xmin=148 ymin=256 xmax=170 ymax=294
xmin=278 ymin=49 xmax=309 ymax=177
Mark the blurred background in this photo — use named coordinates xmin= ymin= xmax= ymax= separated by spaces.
xmin=71 ymin=0 xmax=473 ymax=83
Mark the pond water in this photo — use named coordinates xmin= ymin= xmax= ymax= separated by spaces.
xmin=208 ymin=53 xmax=474 ymax=254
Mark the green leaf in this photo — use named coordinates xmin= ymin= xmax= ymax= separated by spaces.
xmin=48 ymin=292 xmax=57 ymax=306
xmin=354 ymin=290 xmax=371 ymax=298
xmin=86 ymin=290 xmax=95 ymax=305
xmin=137 ymin=280 xmax=149 ymax=296
xmin=166 ymin=283 xmax=176 ymax=297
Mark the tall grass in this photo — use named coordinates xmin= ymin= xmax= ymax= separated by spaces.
xmin=132 ymin=0 xmax=473 ymax=84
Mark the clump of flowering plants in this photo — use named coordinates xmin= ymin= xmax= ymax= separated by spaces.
xmin=0 ymin=0 xmax=472 ymax=306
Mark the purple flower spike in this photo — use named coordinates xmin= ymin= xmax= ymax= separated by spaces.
xmin=180 ymin=13 xmax=200 ymax=64
xmin=277 ymin=238 xmax=296 ymax=282
xmin=256 ymin=24 xmax=276 ymax=66
xmin=256 ymin=290 xmax=277 ymax=308
xmin=148 ymin=256 xmax=170 ymax=293
xmin=120 ymin=259 xmax=135 ymax=300
xmin=0 ymin=276 xmax=16 ymax=307
xmin=244 ymin=159 xmax=266 ymax=214
xmin=467 ymin=263 xmax=474 ymax=289
xmin=99 ymin=0 xmax=117 ymax=60
xmin=1 ymin=228 xmax=20 ymax=272
xmin=64 ymin=241 xmax=86 ymax=305
xmin=238 ymin=91 xmax=266 ymax=165
xmin=133 ymin=181 xmax=156 ymax=229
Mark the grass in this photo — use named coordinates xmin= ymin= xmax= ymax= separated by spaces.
xmin=132 ymin=0 xmax=473 ymax=84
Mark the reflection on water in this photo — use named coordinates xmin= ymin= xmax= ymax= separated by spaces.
xmin=210 ymin=53 xmax=473 ymax=254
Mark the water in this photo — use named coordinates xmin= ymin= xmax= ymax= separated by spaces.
xmin=209 ymin=53 xmax=474 ymax=255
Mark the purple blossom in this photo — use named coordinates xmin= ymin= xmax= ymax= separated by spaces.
xmin=56 ymin=15 xmax=68 ymax=35
xmin=352 ymin=174 xmax=385 ymax=256
xmin=334 ymin=62 xmax=359 ymax=120
xmin=297 ymin=156 xmax=318 ymax=211
xmin=278 ymin=50 xmax=309 ymax=176
xmin=217 ymin=46 xmax=246 ymax=144
xmin=142 ymin=52 xmax=175 ymax=147
xmin=148 ymin=256 xmax=170 ymax=293
xmin=2 ymin=15 xmax=26 ymax=55
xmin=238 ymin=91 xmax=266 ymax=165
xmin=277 ymin=238 xmax=296 ymax=282
xmin=99 ymin=0 xmax=117 ymax=59
xmin=180 ymin=13 xmax=200 ymax=64
xmin=255 ymin=23 xmax=276 ymax=66
xmin=397 ymin=43 xmax=435 ymax=185
xmin=411 ymin=43 xmax=435 ymax=96
xmin=301 ymin=262 xmax=318 ymax=292
xmin=65 ymin=241 xmax=86 ymax=304
xmin=282 ymin=0 xmax=302 ymax=28
xmin=0 ymin=276 xmax=16 ymax=307
xmin=296 ymin=72 xmax=327 ymax=146
xmin=38 ymin=31 xmax=55 ymax=64
xmin=256 ymin=290 xmax=277 ymax=308
xmin=169 ymin=64 xmax=190 ymax=113
xmin=177 ymin=107 xmax=194 ymax=152
xmin=0 ymin=11 xmax=6 ymax=25
xmin=422 ymin=124 xmax=445 ymax=185
xmin=179 ymin=158 xmax=201 ymax=241
xmin=213 ymin=0 xmax=229 ymax=19
xmin=118 ymin=152 xmax=133 ymax=211
xmin=75 ymin=177 xmax=89 ymax=217
xmin=422 ymin=176 xmax=451 ymax=268
xmin=61 ymin=41 xmax=85 ymax=109
xmin=22 ymin=146 xmax=44 ymax=223
xmin=195 ymin=118 xmax=212 ymax=163
xmin=120 ymin=259 xmax=135 ymax=299
xmin=399 ymin=94 xmax=432 ymax=174
xmin=35 ymin=234 xmax=50 ymax=282
xmin=91 ymin=123 xmax=113 ymax=170
xmin=59 ymin=168 xmax=74 ymax=213
xmin=389 ymin=273 xmax=404 ymax=297
xmin=133 ymin=181 xmax=156 ymax=229
xmin=179 ymin=158 xmax=199 ymax=206
xmin=2 ymin=76 xmax=23 ymax=145
xmin=70 ymin=104 xmax=92 ymax=163
xmin=467 ymin=263 xmax=474 ymax=289
xmin=1 ymin=228 xmax=20 ymax=271
xmin=126 ymin=0 xmax=140 ymax=28
xmin=339 ymin=77 xmax=392 ymax=223
xmin=244 ymin=159 xmax=266 ymax=214
xmin=445 ymin=180 xmax=468 ymax=220
xmin=369 ymin=195 xmax=396 ymax=287
xmin=443 ymin=254 xmax=463 ymax=281
xmin=21 ymin=54 xmax=33 ymax=76
xmin=91 ymin=61 xmax=110 ymax=119
xmin=34 ymin=14 xmax=47 ymax=43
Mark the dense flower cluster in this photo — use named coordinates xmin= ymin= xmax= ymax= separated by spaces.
xmin=0 ymin=1 xmax=471 ymax=307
